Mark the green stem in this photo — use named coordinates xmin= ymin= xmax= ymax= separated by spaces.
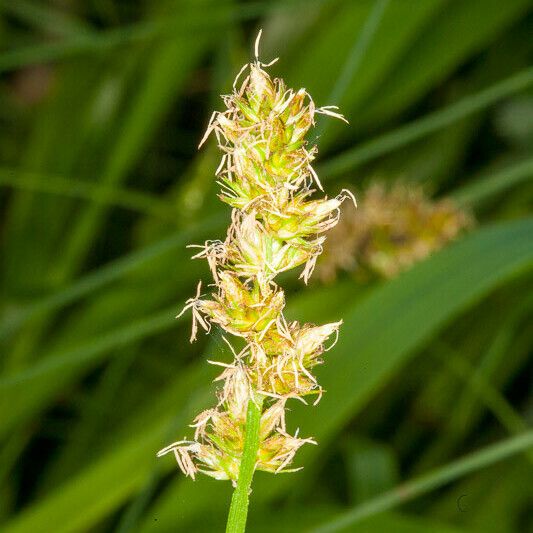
xmin=225 ymin=395 xmax=264 ymax=533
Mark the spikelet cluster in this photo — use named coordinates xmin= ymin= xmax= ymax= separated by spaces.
xmin=317 ymin=181 xmax=472 ymax=282
xmin=157 ymin=33 xmax=352 ymax=484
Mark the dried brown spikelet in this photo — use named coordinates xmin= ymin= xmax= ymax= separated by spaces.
xmin=317 ymin=182 xmax=473 ymax=283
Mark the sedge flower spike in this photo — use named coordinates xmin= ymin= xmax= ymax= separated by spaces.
xmin=317 ymin=182 xmax=473 ymax=282
xmin=158 ymin=31 xmax=353 ymax=485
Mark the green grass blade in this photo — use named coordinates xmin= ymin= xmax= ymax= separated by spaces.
xmin=319 ymin=66 xmax=533 ymax=178
xmin=50 ymin=5 xmax=215 ymax=281
xmin=255 ymin=511 xmax=464 ymax=533
xmin=452 ymin=156 xmax=533 ymax=206
xmin=0 ymin=168 xmax=171 ymax=218
xmin=0 ymin=0 xmax=325 ymax=74
xmin=0 ymin=23 xmax=158 ymax=73
xmin=0 ymin=307 xmax=178 ymax=438
xmin=0 ymin=214 xmax=224 ymax=340
xmin=353 ymin=0 xmax=532 ymax=132
xmin=286 ymin=0 xmax=445 ymax=126
xmin=2 ymin=367 xmax=215 ymax=533
xmin=310 ymin=431 xmax=533 ymax=532
xmin=316 ymin=0 xmax=391 ymax=138
xmin=435 ymin=341 xmax=530 ymax=440
xmin=0 ymin=0 xmax=92 ymax=37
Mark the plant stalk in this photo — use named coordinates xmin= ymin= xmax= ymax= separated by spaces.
xmin=225 ymin=395 xmax=264 ymax=533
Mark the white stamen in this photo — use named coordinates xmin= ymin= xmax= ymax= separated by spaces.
xmin=254 ymin=29 xmax=262 ymax=61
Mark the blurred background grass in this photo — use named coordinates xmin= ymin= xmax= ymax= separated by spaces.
xmin=0 ymin=0 xmax=532 ymax=532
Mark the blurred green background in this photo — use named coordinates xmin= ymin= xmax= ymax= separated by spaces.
xmin=1 ymin=0 xmax=532 ymax=532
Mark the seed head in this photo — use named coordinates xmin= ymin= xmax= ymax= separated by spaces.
xmin=158 ymin=32 xmax=351 ymax=484
xmin=317 ymin=182 xmax=473 ymax=282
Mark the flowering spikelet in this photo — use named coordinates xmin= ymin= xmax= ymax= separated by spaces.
xmin=158 ymin=32 xmax=352 ymax=485
xmin=317 ymin=181 xmax=473 ymax=282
